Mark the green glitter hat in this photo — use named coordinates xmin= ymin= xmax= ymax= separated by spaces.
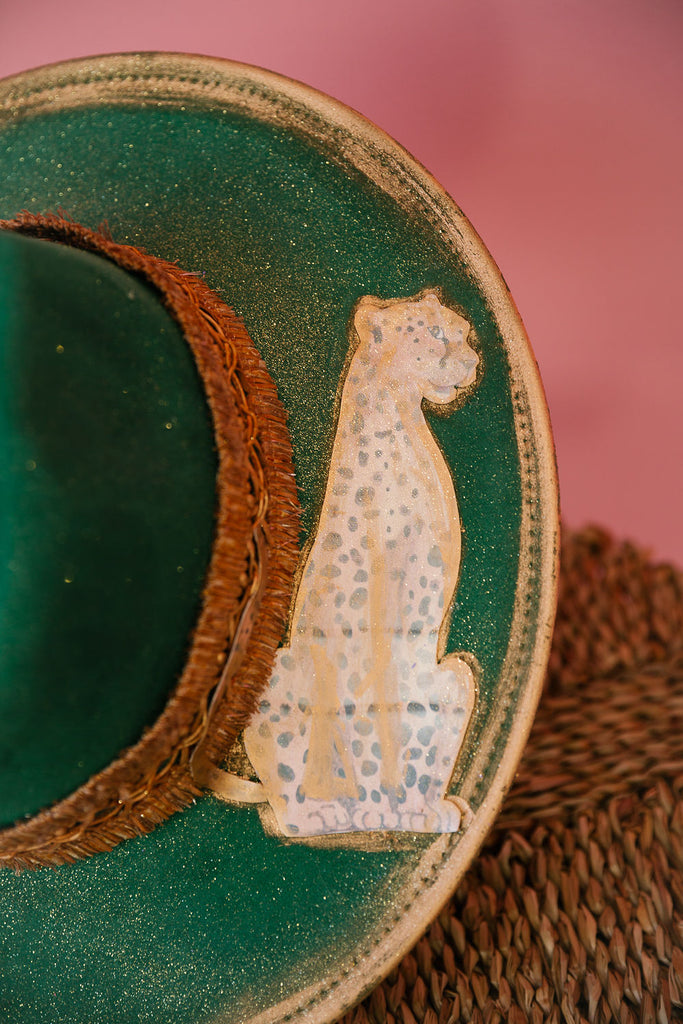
xmin=0 ymin=54 xmax=557 ymax=1024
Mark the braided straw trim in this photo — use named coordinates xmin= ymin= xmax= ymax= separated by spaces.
xmin=336 ymin=528 xmax=683 ymax=1024
xmin=0 ymin=212 xmax=300 ymax=870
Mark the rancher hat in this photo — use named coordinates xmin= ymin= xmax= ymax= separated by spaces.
xmin=0 ymin=53 xmax=557 ymax=1024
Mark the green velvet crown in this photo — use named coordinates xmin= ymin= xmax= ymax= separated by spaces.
xmin=0 ymin=229 xmax=217 ymax=827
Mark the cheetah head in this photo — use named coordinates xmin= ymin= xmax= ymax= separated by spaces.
xmin=353 ymin=291 xmax=479 ymax=405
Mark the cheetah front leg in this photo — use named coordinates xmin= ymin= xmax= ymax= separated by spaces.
xmin=397 ymin=654 xmax=475 ymax=832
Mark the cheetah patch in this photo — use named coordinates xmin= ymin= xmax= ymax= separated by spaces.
xmin=246 ymin=291 xmax=480 ymax=837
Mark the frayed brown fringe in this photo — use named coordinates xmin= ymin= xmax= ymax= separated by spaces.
xmin=0 ymin=211 xmax=301 ymax=870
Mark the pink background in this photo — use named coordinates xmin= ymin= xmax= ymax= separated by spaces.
xmin=1 ymin=0 xmax=681 ymax=565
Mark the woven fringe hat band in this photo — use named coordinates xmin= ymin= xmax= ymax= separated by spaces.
xmin=0 ymin=211 xmax=301 ymax=870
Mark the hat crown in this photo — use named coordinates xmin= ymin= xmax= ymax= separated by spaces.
xmin=0 ymin=229 xmax=217 ymax=827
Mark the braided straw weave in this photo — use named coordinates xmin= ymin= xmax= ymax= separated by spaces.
xmin=339 ymin=527 xmax=683 ymax=1024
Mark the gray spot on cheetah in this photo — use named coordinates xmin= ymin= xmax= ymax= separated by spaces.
xmin=348 ymin=516 xmax=358 ymax=532
xmin=418 ymin=774 xmax=432 ymax=795
xmin=322 ymin=563 xmax=342 ymax=578
xmin=332 ymin=483 xmax=349 ymax=496
xmin=361 ymin=761 xmax=377 ymax=777
xmin=338 ymin=465 xmax=354 ymax=479
xmin=349 ymin=587 xmax=368 ymax=609
xmin=278 ymin=763 xmax=295 ymax=782
xmin=322 ymin=532 xmax=343 ymax=551
xmin=355 ymin=486 xmax=375 ymax=506
xmin=351 ymin=411 xmax=364 ymax=434
xmin=418 ymin=596 xmax=431 ymax=617
xmin=334 ymin=592 xmax=345 ymax=608
xmin=358 ymin=451 xmax=368 ymax=467
xmin=348 ymin=672 xmax=362 ymax=694
xmin=427 ymin=545 xmax=443 ymax=567
xmin=354 ymin=569 xmax=368 ymax=582
xmin=354 ymin=718 xmax=373 ymax=736
xmin=350 ymin=548 xmax=362 ymax=565
xmin=277 ymin=732 xmax=294 ymax=748
xmin=417 ymin=726 xmax=435 ymax=745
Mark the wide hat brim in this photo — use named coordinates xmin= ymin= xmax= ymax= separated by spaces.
xmin=0 ymin=54 xmax=558 ymax=1024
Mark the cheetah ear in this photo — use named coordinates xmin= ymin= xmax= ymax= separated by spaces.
xmin=353 ymin=295 xmax=385 ymax=343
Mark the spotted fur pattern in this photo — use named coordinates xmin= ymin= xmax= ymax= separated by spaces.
xmin=245 ymin=292 xmax=479 ymax=836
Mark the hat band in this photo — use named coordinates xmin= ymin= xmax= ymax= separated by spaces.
xmin=0 ymin=211 xmax=300 ymax=870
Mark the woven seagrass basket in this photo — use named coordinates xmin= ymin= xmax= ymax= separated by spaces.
xmin=339 ymin=527 xmax=683 ymax=1024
